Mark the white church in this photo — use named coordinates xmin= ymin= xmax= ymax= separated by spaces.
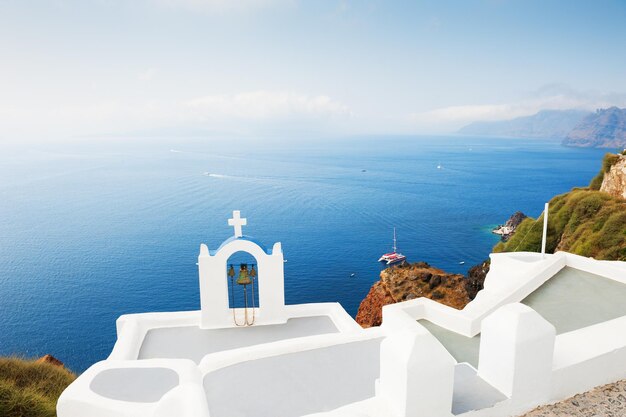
xmin=58 ymin=211 xmax=626 ymax=417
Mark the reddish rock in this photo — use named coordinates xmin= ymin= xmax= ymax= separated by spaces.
xmin=36 ymin=354 xmax=65 ymax=368
xmin=356 ymin=261 xmax=488 ymax=328
xmin=355 ymin=281 xmax=395 ymax=328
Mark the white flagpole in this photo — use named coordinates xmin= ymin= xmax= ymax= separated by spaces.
xmin=541 ymin=203 xmax=549 ymax=258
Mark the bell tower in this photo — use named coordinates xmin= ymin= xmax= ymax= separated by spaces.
xmin=198 ymin=211 xmax=287 ymax=329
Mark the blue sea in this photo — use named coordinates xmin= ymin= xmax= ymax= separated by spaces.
xmin=0 ymin=135 xmax=607 ymax=372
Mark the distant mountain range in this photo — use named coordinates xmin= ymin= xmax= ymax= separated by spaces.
xmin=458 ymin=109 xmax=591 ymax=139
xmin=458 ymin=107 xmax=626 ymax=149
xmin=562 ymin=107 xmax=626 ymax=148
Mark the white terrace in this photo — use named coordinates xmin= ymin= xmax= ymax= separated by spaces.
xmin=58 ymin=211 xmax=626 ymax=417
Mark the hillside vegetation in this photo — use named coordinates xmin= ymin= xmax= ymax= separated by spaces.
xmin=0 ymin=357 xmax=75 ymax=417
xmin=495 ymin=152 xmax=626 ymax=260
xmin=494 ymin=188 xmax=626 ymax=260
xmin=589 ymin=152 xmax=623 ymax=190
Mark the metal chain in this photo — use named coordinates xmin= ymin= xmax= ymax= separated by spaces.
xmin=230 ymin=274 xmax=245 ymax=326
xmin=230 ymin=264 xmax=256 ymax=326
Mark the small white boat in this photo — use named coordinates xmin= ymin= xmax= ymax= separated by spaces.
xmin=378 ymin=228 xmax=407 ymax=265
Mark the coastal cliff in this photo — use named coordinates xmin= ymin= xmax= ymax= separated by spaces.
xmin=458 ymin=106 xmax=626 ymax=149
xmin=495 ymin=153 xmax=626 ymax=261
xmin=599 ymin=153 xmax=626 ymax=199
xmin=494 ymin=190 xmax=626 ymax=260
xmin=492 ymin=211 xmax=527 ymax=240
xmin=562 ymin=107 xmax=626 ymax=148
xmin=356 ymin=261 xmax=489 ymax=328
xmin=357 ymin=152 xmax=626 ymax=327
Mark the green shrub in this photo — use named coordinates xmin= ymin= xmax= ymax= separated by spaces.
xmin=589 ymin=174 xmax=604 ymax=190
xmin=493 ymin=217 xmax=543 ymax=253
xmin=0 ymin=357 xmax=75 ymax=417
xmin=589 ymin=153 xmax=621 ymax=190
xmin=493 ymin=189 xmax=626 ymax=261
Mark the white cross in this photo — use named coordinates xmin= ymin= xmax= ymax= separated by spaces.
xmin=228 ymin=210 xmax=247 ymax=238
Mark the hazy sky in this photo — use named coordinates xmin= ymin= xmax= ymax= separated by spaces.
xmin=1 ymin=0 xmax=626 ymax=139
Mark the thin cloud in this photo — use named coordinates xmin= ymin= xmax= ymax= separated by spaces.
xmin=0 ymin=90 xmax=352 ymax=137
xmin=152 ymin=0 xmax=293 ymax=13
xmin=184 ymin=91 xmax=351 ymax=121
xmin=138 ymin=68 xmax=157 ymax=82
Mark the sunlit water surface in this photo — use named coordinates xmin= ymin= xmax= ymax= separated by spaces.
xmin=0 ymin=135 xmax=607 ymax=371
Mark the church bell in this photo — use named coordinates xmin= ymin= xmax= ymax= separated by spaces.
xmin=237 ymin=263 xmax=252 ymax=285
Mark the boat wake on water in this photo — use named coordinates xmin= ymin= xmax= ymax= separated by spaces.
xmin=203 ymin=173 xmax=229 ymax=178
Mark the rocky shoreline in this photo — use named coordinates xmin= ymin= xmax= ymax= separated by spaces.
xmin=355 ymin=260 xmax=489 ymax=327
xmin=492 ymin=211 xmax=527 ymax=241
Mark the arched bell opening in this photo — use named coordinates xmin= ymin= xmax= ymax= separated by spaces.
xmin=225 ymin=251 xmax=260 ymax=326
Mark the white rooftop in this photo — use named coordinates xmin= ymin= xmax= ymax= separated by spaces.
xmin=57 ymin=211 xmax=626 ymax=417
xmin=419 ymin=265 xmax=626 ymax=368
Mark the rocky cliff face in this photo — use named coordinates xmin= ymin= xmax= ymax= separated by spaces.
xmin=600 ymin=154 xmax=626 ymax=199
xmin=504 ymin=211 xmax=527 ymax=229
xmin=465 ymin=260 xmax=490 ymax=300
xmin=563 ymin=107 xmax=626 ymax=148
xmin=356 ymin=261 xmax=489 ymax=328
xmin=355 ymin=281 xmax=395 ymax=328
xmin=492 ymin=211 xmax=528 ymax=240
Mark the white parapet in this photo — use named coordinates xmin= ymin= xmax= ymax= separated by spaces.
xmin=551 ymin=314 xmax=626 ymax=401
xmin=153 ymin=384 xmax=210 ymax=417
xmin=57 ymin=359 xmax=204 ymax=417
xmin=378 ymin=326 xmax=455 ymax=417
xmin=478 ymin=303 xmax=555 ymax=407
